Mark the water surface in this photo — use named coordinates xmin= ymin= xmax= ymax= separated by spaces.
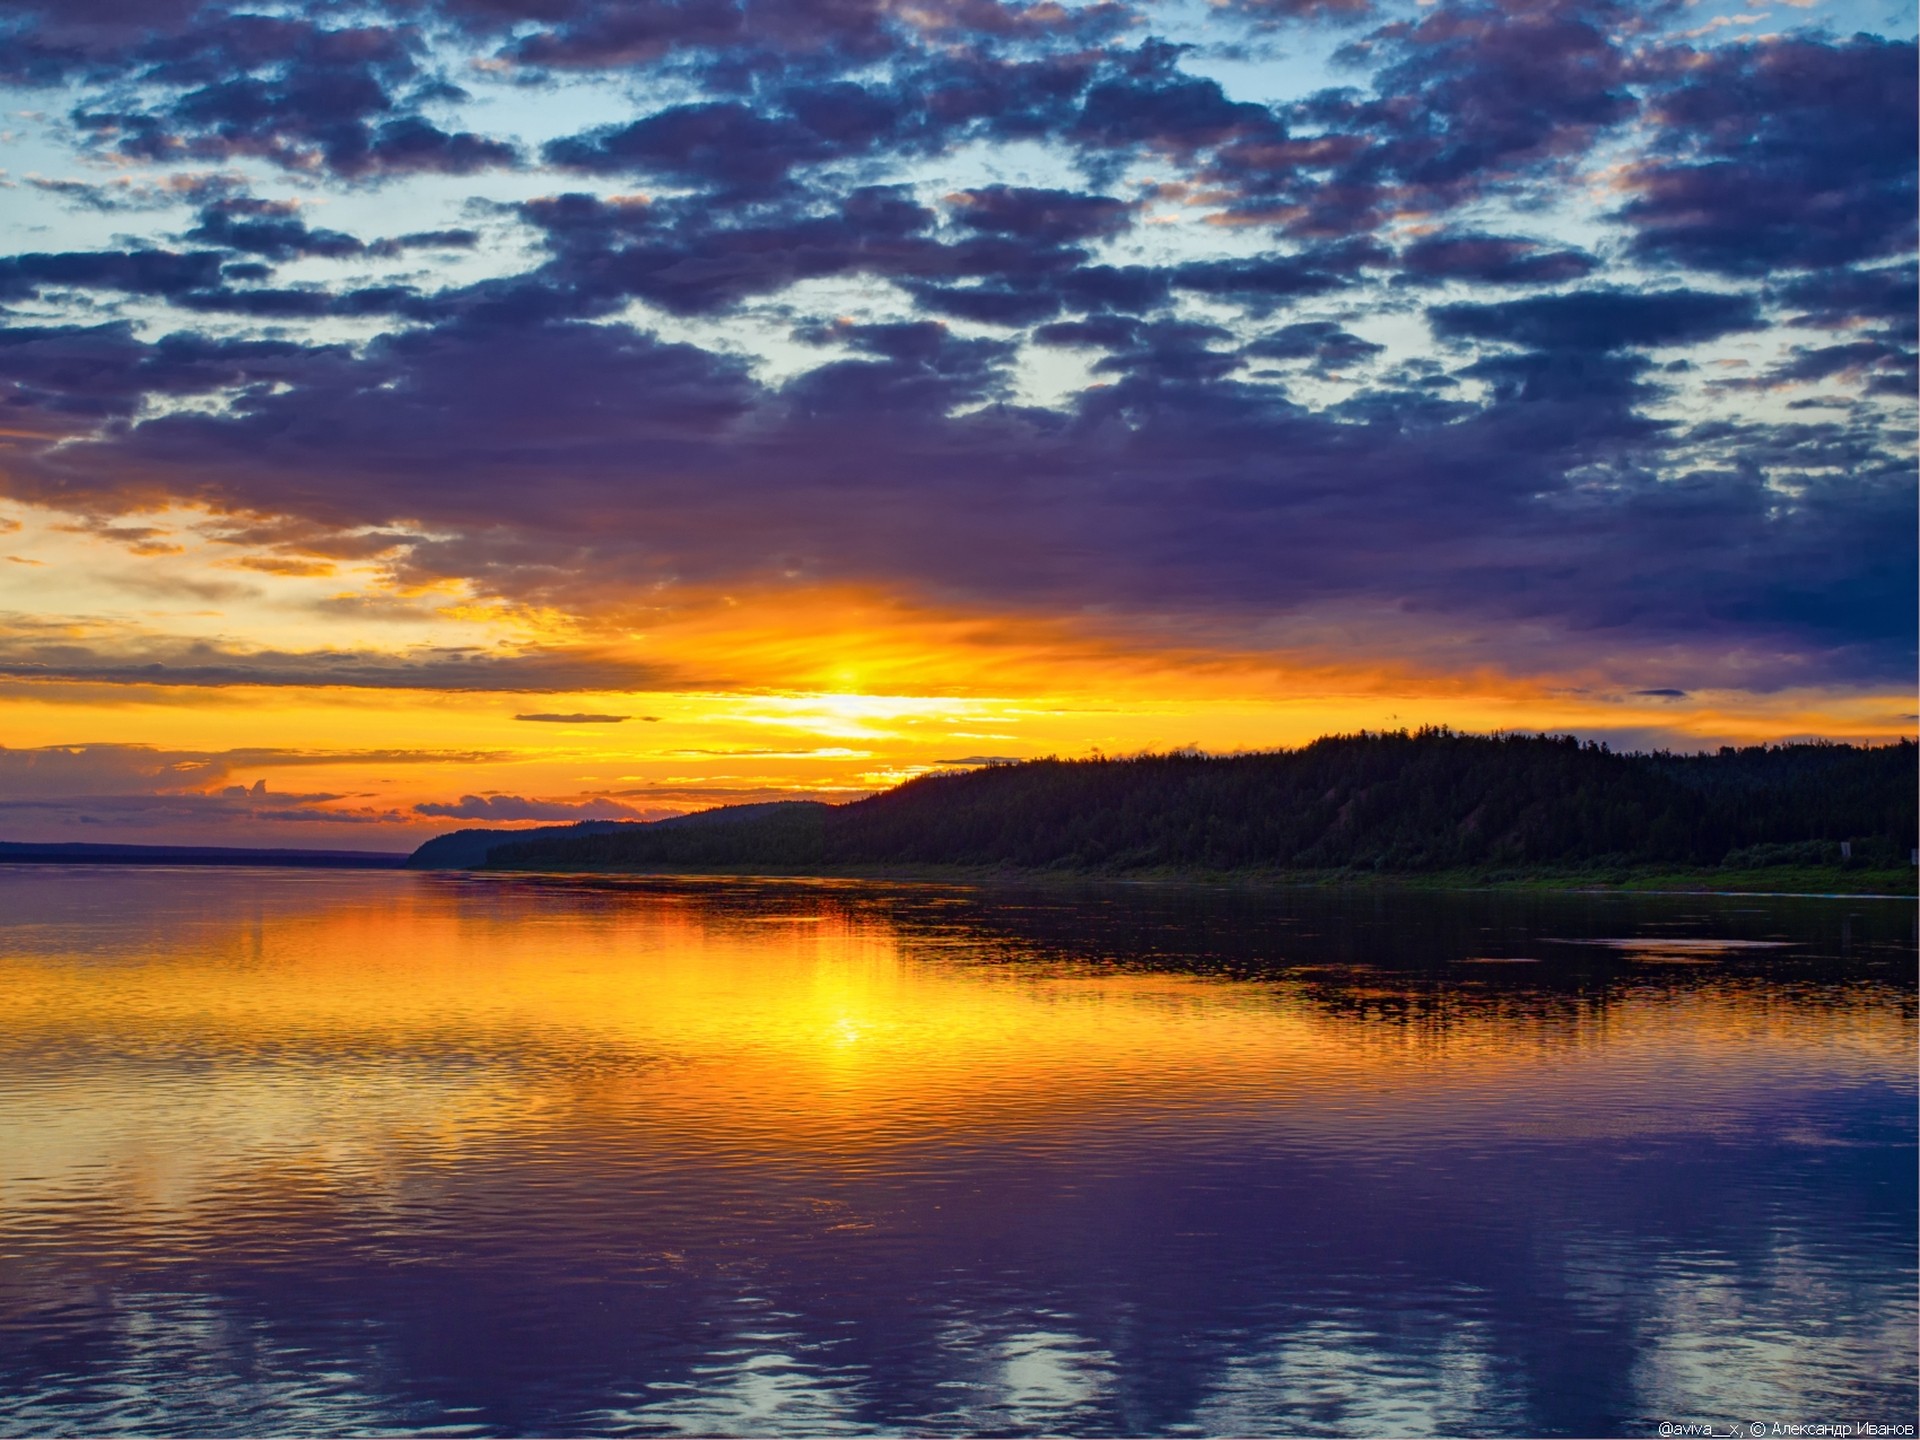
xmin=0 ymin=868 xmax=1912 ymax=1436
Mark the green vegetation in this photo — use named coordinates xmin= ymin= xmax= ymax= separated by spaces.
xmin=416 ymin=730 xmax=1917 ymax=894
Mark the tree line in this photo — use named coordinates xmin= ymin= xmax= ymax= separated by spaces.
xmin=447 ymin=729 xmax=1916 ymax=876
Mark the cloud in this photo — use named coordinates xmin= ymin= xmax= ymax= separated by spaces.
xmin=1712 ymin=339 xmax=1917 ymax=398
xmin=1399 ymin=233 xmax=1597 ymax=287
xmin=185 ymin=197 xmax=366 ymax=260
xmin=0 ymin=322 xmax=342 ymax=436
xmin=1774 ymin=264 xmax=1917 ymax=341
xmin=412 ymin=793 xmax=664 ymax=821
xmin=1621 ymin=35 xmax=1917 ymax=276
xmin=483 ymin=0 xmax=899 ymax=70
xmin=0 ymin=743 xmax=226 ymax=799
xmin=0 ymin=741 xmax=495 ymax=840
xmin=515 ymin=183 xmax=1120 ymax=318
xmin=474 ymin=0 xmax=1122 ymax=76
xmin=1090 ymin=319 xmax=1243 ymax=384
xmin=948 ymin=185 xmax=1135 ymax=243
xmin=546 ymin=100 xmax=849 ymax=196
xmin=909 ymin=282 xmax=1063 ymax=326
xmin=1071 ymin=48 xmax=1270 ymax=154
xmin=536 ymin=50 xmax=1123 ymax=199
xmin=2 ymin=275 xmax=1908 ymax=693
xmin=0 ymin=740 xmax=551 ymax=843
xmin=49 ymin=12 xmax=518 ymax=178
xmin=0 ymin=0 xmax=1910 ymax=720
xmin=1170 ymin=253 xmax=1361 ymax=308
xmin=24 ymin=170 xmax=243 ymax=211
xmin=0 ymin=625 xmax=692 ymax=693
xmin=1195 ymin=0 xmax=1637 ymax=236
xmin=1216 ymin=0 xmax=1375 ymax=20
xmin=0 ymin=0 xmax=207 ymax=84
xmin=1244 ymin=321 xmax=1383 ymax=371
xmin=1033 ymin=314 xmax=1139 ymax=349
xmin=0 ymin=743 xmax=511 ymax=801
xmin=1428 ymin=289 xmax=1761 ymax=353
xmin=514 ymin=712 xmax=636 ymax=723
xmin=0 ymin=790 xmax=396 ymax=828
xmin=0 ymin=249 xmax=226 ymax=302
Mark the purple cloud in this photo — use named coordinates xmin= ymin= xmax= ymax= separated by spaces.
xmin=1198 ymin=0 xmax=1637 ymax=237
xmin=1399 ymin=234 xmax=1597 ymax=287
xmin=0 ymin=0 xmax=1909 ymax=712
xmin=1429 ymin=289 xmax=1761 ymax=353
xmin=3 ymin=286 xmax=1907 ymax=691
xmin=1623 ymin=35 xmax=1917 ymax=276
xmin=47 ymin=12 xmax=519 ymax=178
xmin=413 ymin=794 xmax=661 ymax=821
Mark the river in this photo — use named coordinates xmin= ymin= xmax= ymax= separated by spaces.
xmin=0 ymin=867 xmax=1912 ymax=1436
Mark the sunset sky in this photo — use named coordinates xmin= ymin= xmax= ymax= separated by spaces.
xmin=0 ymin=0 xmax=1912 ymax=848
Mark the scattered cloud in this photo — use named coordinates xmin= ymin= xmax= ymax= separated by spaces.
xmin=0 ymin=628 xmax=690 ymax=692
xmin=0 ymin=0 xmax=1906 ymax=842
xmin=412 ymin=794 xmax=669 ymax=822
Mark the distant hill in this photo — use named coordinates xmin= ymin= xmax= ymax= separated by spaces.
xmin=413 ymin=731 xmax=1918 ymax=882
xmin=404 ymin=802 xmax=827 ymax=870
xmin=0 ymin=842 xmax=408 ymax=868
xmin=406 ymin=818 xmax=635 ymax=870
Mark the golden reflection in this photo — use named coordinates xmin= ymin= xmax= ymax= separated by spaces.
xmin=0 ymin=874 xmax=1909 ymax=1221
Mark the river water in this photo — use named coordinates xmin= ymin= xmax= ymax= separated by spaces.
xmin=0 ymin=867 xmax=1912 ymax=1436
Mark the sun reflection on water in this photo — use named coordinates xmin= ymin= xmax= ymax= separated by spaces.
xmin=0 ymin=868 xmax=1911 ymax=1436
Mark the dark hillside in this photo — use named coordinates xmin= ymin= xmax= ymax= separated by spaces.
xmin=1650 ymin=742 xmax=1917 ymax=863
xmin=467 ymin=731 xmax=1917 ymax=878
xmin=405 ymin=802 xmax=825 ymax=867
xmin=829 ymin=733 xmax=1663 ymax=871
xmin=407 ymin=819 xmax=633 ymax=869
xmin=481 ymin=802 xmax=830 ymax=872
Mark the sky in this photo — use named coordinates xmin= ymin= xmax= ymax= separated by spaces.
xmin=0 ymin=0 xmax=1912 ymax=849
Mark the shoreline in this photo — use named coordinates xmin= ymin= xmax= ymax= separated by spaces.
xmin=0 ymin=845 xmax=410 ymax=869
xmin=11 ymin=853 xmax=1905 ymax=898
xmin=464 ymin=860 xmax=1918 ymax=899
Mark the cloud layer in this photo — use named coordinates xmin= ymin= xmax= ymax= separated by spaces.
xmin=0 ymin=0 xmax=1911 ymax=713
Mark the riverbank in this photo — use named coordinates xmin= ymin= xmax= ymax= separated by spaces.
xmin=471 ymin=857 xmax=1917 ymax=897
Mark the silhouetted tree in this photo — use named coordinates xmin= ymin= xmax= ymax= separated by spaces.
xmin=472 ymin=732 xmax=1917 ymax=876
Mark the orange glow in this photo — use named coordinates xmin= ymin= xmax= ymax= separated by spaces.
xmin=0 ymin=874 xmax=1905 ymax=1212
xmin=0 ymin=506 xmax=1909 ymax=846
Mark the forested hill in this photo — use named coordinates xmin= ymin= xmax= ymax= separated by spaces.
xmin=420 ymin=731 xmax=1917 ymax=881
